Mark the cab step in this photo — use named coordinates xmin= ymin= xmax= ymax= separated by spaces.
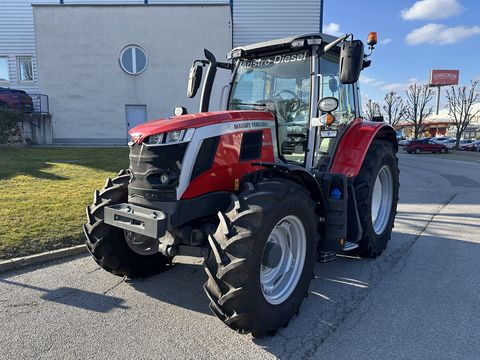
xmin=342 ymin=241 xmax=359 ymax=251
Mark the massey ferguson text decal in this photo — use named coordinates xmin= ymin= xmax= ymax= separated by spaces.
xmin=233 ymin=121 xmax=271 ymax=130
xmin=240 ymin=52 xmax=308 ymax=69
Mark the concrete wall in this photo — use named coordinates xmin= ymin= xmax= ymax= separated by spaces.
xmin=33 ymin=4 xmax=232 ymax=144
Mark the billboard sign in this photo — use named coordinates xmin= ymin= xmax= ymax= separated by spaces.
xmin=429 ymin=70 xmax=459 ymax=86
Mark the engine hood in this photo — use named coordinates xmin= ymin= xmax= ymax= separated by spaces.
xmin=128 ymin=110 xmax=275 ymax=143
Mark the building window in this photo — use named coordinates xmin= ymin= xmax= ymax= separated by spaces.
xmin=17 ymin=57 xmax=33 ymax=82
xmin=119 ymin=45 xmax=147 ymax=75
xmin=0 ymin=57 xmax=9 ymax=82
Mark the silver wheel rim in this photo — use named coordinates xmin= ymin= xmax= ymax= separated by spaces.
xmin=371 ymin=165 xmax=393 ymax=235
xmin=124 ymin=230 xmax=159 ymax=256
xmin=260 ymin=215 xmax=306 ymax=305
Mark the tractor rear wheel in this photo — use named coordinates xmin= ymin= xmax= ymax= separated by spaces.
xmin=354 ymin=140 xmax=399 ymax=258
xmin=204 ymin=178 xmax=319 ymax=337
xmin=83 ymin=169 xmax=172 ymax=277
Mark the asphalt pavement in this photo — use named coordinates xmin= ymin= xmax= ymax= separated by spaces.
xmin=1 ymin=151 xmax=479 ymax=359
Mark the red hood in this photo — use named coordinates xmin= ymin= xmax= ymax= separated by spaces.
xmin=128 ymin=110 xmax=275 ymax=143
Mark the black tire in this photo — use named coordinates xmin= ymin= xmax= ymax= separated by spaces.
xmin=354 ymin=140 xmax=399 ymax=258
xmin=204 ymin=178 xmax=319 ymax=337
xmin=440 ymin=148 xmax=447 ymax=153
xmin=407 ymin=150 xmax=412 ymax=154
xmin=414 ymin=148 xmax=421 ymax=154
xmin=83 ymin=169 xmax=172 ymax=277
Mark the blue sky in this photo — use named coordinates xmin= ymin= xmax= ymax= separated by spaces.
xmin=323 ymin=0 xmax=480 ymax=107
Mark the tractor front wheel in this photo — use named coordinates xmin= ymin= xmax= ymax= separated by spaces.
xmin=83 ymin=169 xmax=172 ymax=277
xmin=354 ymin=140 xmax=399 ymax=258
xmin=204 ymin=178 xmax=319 ymax=337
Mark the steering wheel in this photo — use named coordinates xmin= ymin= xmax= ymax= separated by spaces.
xmin=273 ymin=89 xmax=302 ymax=120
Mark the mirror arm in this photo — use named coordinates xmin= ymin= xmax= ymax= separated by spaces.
xmin=217 ymin=62 xmax=233 ymax=70
xmin=320 ymin=33 xmax=352 ymax=55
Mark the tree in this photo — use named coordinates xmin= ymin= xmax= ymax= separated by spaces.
xmin=364 ymin=99 xmax=381 ymax=119
xmin=404 ymin=84 xmax=434 ymax=139
xmin=445 ymin=80 xmax=479 ymax=148
xmin=383 ymin=91 xmax=407 ymax=127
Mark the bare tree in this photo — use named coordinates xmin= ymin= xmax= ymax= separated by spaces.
xmin=405 ymin=84 xmax=434 ymax=139
xmin=445 ymin=80 xmax=479 ymax=148
xmin=383 ymin=91 xmax=406 ymax=127
xmin=364 ymin=100 xmax=382 ymax=120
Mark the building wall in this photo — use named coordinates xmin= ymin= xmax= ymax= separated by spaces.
xmin=232 ymin=0 xmax=323 ymax=47
xmin=33 ymin=4 xmax=232 ymax=144
xmin=0 ymin=0 xmax=53 ymax=93
xmin=0 ymin=0 xmax=228 ymax=95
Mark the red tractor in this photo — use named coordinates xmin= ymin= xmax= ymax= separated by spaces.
xmin=84 ymin=32 xmax=399 ymax=337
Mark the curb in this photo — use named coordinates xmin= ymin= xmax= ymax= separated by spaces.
xmin=0 ymin=245 xmax=87 ymax=274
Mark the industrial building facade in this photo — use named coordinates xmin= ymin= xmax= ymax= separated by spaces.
xmin=1 ymin=0 xmax=323 ymax=144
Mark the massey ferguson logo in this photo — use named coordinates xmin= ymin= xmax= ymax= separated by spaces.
xmin=131 ymin=132 xmax=143 ymax=144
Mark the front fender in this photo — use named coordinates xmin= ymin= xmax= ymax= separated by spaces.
xmin=330 ymin=119 xmax=398 ymax=178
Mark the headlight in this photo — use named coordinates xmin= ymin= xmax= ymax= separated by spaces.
xmin=165 ymin=130 xmax=185 ymax=143
xmin=147 ymin=129 xmax=187 ymax=145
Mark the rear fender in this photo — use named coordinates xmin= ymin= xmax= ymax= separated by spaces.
xmin=330 ymin=118 xmax=398 ymax=178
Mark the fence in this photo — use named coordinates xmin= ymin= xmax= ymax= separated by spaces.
xmin=0 ymin=92 xmax=49 ymax=115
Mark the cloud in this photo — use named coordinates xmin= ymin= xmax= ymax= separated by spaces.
xmin=405 ymin=23 xmax=480 ymax=45
xmin=380 ymin=38 xmax=393 ymax=45
xmin=401 ymin=0 xmax=462 ymax=20
xmin=324 ymin=22 xmax=342 ymax=36
xmin=381 ymin=78 xmax=428 ymax=92
xmin=360 ymin=75 xmax=385 ymax=87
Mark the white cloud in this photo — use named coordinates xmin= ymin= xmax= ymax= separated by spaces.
xmin=381 ymin=78 xmax=428 ymax=92
xmin=324 ymin=22 xmax=342 ymax=36
xmin=401 ymin=0 xmax=462 ymax=20
xmin=380 ymin=38 xmax=393 ymax=45
xmin=405 ymin=23 xmax=480 ymax=45
xmin=360 ymin=75 xmax=385 ymax=87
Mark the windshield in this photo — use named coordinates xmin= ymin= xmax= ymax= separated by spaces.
xmin=228 ymin=51 xmax=311 ymax=164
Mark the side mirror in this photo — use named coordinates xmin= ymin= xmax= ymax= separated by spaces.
xmin=187 ymin=64 xmax=203 ymax=98
xmin=339 ymin=40 xmax=364 ymax=84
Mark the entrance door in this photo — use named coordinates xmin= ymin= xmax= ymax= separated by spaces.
xmin=126 ymin=105 xmax=147 ymax=134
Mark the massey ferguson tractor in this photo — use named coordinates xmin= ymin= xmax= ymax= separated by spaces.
xmin=84 ymin=32 xmax=399 ymax=337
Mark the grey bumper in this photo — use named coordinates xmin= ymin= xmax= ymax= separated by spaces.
xmin=104 ymin=203 xmax=167 ymax=239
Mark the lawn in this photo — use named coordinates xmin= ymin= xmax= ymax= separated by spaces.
xmin=0 ymin=147 xmax=129 ymax=260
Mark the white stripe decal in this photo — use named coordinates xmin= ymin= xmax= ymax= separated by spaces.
xmin=177 ymin=120 xmax=277 ymax=199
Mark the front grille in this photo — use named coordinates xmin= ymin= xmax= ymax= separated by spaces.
xmin=128 ymin=143 xmax=188 ymax=202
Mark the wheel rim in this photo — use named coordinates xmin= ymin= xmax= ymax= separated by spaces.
xmin=260 ymin=215 xmax=306 ymax=305
xmin=371 ymin=165 xmax=393 ymax=235
xmin=124 ymin=230 xmax=159 ymax=256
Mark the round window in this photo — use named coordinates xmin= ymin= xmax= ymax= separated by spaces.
xmin=119 ymin=45 xmax=147 ymax=75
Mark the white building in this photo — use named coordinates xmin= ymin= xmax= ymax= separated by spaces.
xmin=1 ymin=0 xmax=324 ymax=144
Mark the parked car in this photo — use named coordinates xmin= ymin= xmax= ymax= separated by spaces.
xmin=398 ymin=139 xmax=411 ymax=146
xmin=431 ymin=136 xmax=453 ymax=144
xmin=405 ymin=139 xmax=449 ymax=154
xmin=458 ymin=139 xmax=476 ymax=150
xmin=462 ymin=140 xmax=480 ymax=151
xmin=442 ymin=139 xmax=458 ymax=149
xmin=0 ymin=87 xmax=34 ymax=113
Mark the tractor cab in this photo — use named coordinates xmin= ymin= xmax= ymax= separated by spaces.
xmin=187 ymin=33 xmax=376 ymax=171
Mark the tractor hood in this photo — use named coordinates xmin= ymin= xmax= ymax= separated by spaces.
xmin=128 ymin=110 xmax=275 ymax=144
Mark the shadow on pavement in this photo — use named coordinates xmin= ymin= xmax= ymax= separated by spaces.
xmin=127 ymin=261 xmax=211 ymax=316
xmin=0 ymin=278 xmax=128 ymax=313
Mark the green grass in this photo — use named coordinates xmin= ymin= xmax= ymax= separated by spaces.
xmin=0 ymin=147 xmax=129 ymax=260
